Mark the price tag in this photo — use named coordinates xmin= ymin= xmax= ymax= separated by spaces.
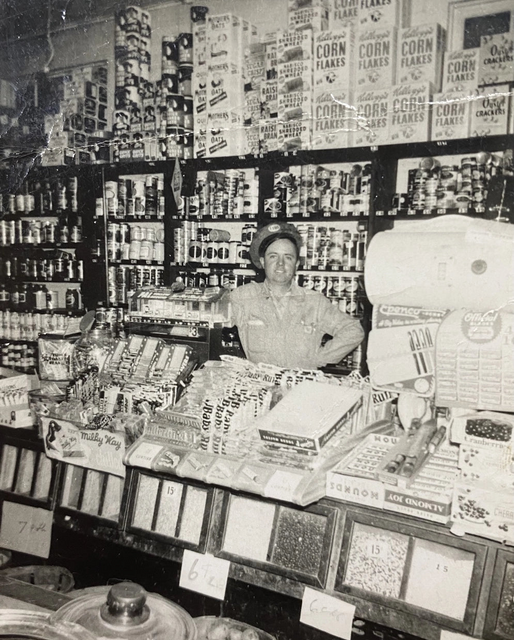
xmin=366 ymin=541 xmax=388 ymax=560
xmin=0 ymin=501 xmax=53 ymax=558
xmin=179 ymin=550 xmax=229 ymax=600
xmin=301 ymin=587 xmax=355 ymax=640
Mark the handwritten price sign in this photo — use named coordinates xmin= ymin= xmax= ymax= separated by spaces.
xmin=301 ymin=587 xmax=355 ymax=640
xmin=179 ymin=550 xmax=230 ymax=600
xmin=0 ymin=501 xmax=53 ymax=558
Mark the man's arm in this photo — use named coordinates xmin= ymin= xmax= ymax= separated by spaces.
xmin=315 ymin=296 xmax=365 ymax=367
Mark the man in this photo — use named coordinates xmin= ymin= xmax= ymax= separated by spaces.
xmin=230 ymin=222 xmax=364 ymax=369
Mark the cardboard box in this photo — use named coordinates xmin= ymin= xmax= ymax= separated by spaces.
xmin=0 ymin=368 xmax=31 ymax=408
xmin=0 ymin=406 xmax=34 ymax=429
xmin=326 ymin=473 xmax=385 ymax=508
xmin=442 ymin=48 xmax=480 ymax=91
xmin=432 ymin=87 xmax=472 ymax=141
xmin=359 ymin=0 xmax=401 ymax=29
xmin=206 ymin=111 xmax=244 ymax=157
xmin=244 ymin=43 xmax=266 ymax=91
xmin=259 ymin=119 xmax=279 ymax=153
xmin=207 ymin=14 xmax=244 ymax=69
xmin=193 ymin=21 xmax=208 ymax=72
xmin=311 ymin=89 xmax=355 ymax=149
xmin=470 ymin=84 xmax=511 ymax=138
xmin=357 ymin=26 xmax=397 ymax=90
xmin=451 ymin=411 xmax=514 ymax=448
xmin=397 ymin=24 xmax=446 ymax=91
xmin=330 ymin=0 xmax=360 ymax=29
xmin=207 ymin=61 xmax=244 ymax=110
xmin=354 ymin=87 xmax=390 ymax=146
xmin=384 ymin=484 xmax=452 ymax=524
xmin=277 ymin=29 xmax=313 ymax=64
xmin=479 ymin=29 xmax=514 ymax=86
xmin=388 ymin=81 xmax=433 ymax=143
xmin=278 ymin=59 xmax=313 ymax=94
xmin=260 ymin=80 xmax=278 ymax=119
xmin=265 ymin=38 xmax=278 ymax=80
xmin=313 ymin=28 xmax=355 ymax=92
xmin=288 ymin=0 xmax=330 ymax=32
xmin=278 ymin=90 xmax=312 ymax=122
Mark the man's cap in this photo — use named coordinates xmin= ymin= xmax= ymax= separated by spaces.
xmin=249 ymin=222 xmax=303 ymax=268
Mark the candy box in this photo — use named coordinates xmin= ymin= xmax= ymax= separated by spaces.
xmin=451 ymin=411 xmax=514 ymax=448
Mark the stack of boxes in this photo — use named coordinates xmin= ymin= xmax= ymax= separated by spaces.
xmin=43 ymin=63 xmax=110 ymax=166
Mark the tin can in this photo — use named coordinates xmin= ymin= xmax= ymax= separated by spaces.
xmin=178 ymin=65 xmax=193 ymax=97
xmin=165 ymin=94 xmax=184 ymax=126
xmin=162 ymin=37 xmax=179 ymax=75
xmin=46 ymin=289 xmax=59 ymax=309
xmin=177 ymin=33 xmax=193 ymax=64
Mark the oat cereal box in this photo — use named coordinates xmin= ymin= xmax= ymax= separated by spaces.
xmin=431 ymin=87 xmax=472 ymax=141
xmin=314 ymin=28 xmax=355 ymax=92
xmin=397 ymin=24 xmax=446 ymax=91
xmin=479 ymin=29 xmax=514 ymax=86
xmin=193 ymin=21 xmax=208 ymax=72
xmin=330 ymin=0 xmax=360 ymax=29
xmin=277 ymin=118 xmax=311 ymax=152
xmin=288 ymin=0 xmax=330 ymax=32
xmin=442 ymin=48 xmax=480 ymax=91
xmin=207 ymin=14 xmax=244 ymax=68
xmin=206 ymin=61 xmax=244 ymax=111
xmin=206 ymin=110 xmax=244 ymax=157
xmin=470 ymin=84 xmax=511 ymax=137
xmin=388 ymin=81 xmax=433 ymax=143
xmin=354 ymin=87 xmax=390 ymax=146
xmin=357 ymin=26 xmax=397 ymax=90
xmin=359 ymin=0 xmax=401 ymax=29
xmin=311 ymin=89 xmax=355 ymax=149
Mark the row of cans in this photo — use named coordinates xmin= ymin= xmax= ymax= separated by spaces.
xmin=115 ymin=92 xmax=194 ymax=130
xmin=0 ymin=283 xmax=81 ymax=312
xmin=297 ymin=224 xmax=368 ymax=271
xmin=0 ymin=177 xmax=79 ymax=215
xmin=176 ymin=271 xmax=256 ymax=290
xmin=0 ymin=220 xmax=81 ymax=246
xmin=113 ymin=129 xmax=194 ymax=162
xmin=108 ymin=265 xmax=165 ymax=305
xmin=0 ymin=309 xmax=77 ymax=342
xmin=0 ymin=342 xmax=38 ymax=372
xmin=298 ymin=275 xmax=365 ymax=317
xmin=1 ymin=256 xmax=84 ymax=281
xmin=185 ymin=169 xmax=259 ymax=219
xmin=106 ymin=239 xmax=165 ymax=263
xmin=99 ymin=177 xmax=165 ymax=219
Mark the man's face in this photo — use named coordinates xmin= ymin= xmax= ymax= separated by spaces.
xmin=260 ymin=238 xmax=299 ymax=287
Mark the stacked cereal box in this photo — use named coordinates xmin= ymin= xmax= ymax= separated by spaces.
xmin=192 ymin=8 xmax=209 ymax=158
xmin=312 ymin=28 xmax=356 ymax=149
xmin=330 ymin=0 xmax=360 ymax=30
xmin=277 ymin=29 xmax=314 ymax=152
xmin=243 ymin=42 xmax=266 ymax=155
xmin=288 ymin=0 xmax=331 ymax=32
xmin=259 ymin=32 xmax=279 ymax=153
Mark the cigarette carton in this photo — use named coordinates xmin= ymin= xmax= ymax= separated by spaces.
xmin=277 ymin=118 xmax=312 ymax=152
xmin=330 ymin=0 xmax=360 ymax=29
xmin=388 ymin=81 xmax=433 ymax=143
xmin=359 ymin=0 xmax=401 ymax=29
xmin=470 ymin=84 xmax=511 ymax=137
xmin=442 ymin=48 xmax=480 ymax=91
xmin=288 ymin=0 xmax=331 ymax=32
xmin=277 ymin=29 xmax=313 ymax=64
xmin=397 ymin=23 xmax=446 ymax=91
xmin=357 ymin=26 xmax=397 ymax=90
xmin=311 ymin=89 xmax=356 ymax=149
xmin=431 ymin=87 xmax=472 ymax=141
xmin=479 ymin=29 xmax=514 ymax=86
xmin=313 ymin=28 xmax=355 ymax=92
xmin=354 ymin=87 xmax=390 ymax=146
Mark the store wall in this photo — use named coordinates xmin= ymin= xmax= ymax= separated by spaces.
xmin=2 ymin=0 xmax=451 ymax=86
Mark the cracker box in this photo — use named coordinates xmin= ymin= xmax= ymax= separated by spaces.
xmin=330 ymin=0 xmax=360 ymax=29
xmin=357 ymin=26 xmax=397 ymax=90
xmin=431 ymin=87 xmax=472 ymax=141
xmin=470 ymin=84 xmax=510 ymax=137
xmin=314 ymin=28 xmax=355 ymax=92
xmin=359 ymin=0 xmax=401 ymax=29
xmin=277 ymin=29 xmax=313 ymax=64
xmin=354 ymin=87 xmax=390 ymax=146
xmin=397 ymin=24 xmax=446 ymax=91
xmin=388 ymin=81 xmax=433 ymax=143
xmin=278 ymin=59 xmax=313 ymax=94
xmin=207 ymin=14 xmax=244 ymax=68
xmin=311 ymin=89 xmax=355 ymax=149
xmin=479 ymin=29 xmax=514 ymax=86
xmin=288 ymin=0 xmax=330 ymax=32
xmin=277 ymin=118 xmax=312 ymax=152
xmin=278 ymin=90 xmax=312 ymax=122
xmin=442 ymin=48 xmax=480 ymax=91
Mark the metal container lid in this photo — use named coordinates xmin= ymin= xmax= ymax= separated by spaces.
xmin=50 ymin=582 xmax=196 ymax=640
xmin=0 ymin=609 xmax=97 ymax=640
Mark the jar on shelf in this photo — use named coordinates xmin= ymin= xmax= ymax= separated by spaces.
xmin=71 ymin=327 xmax=116 ymax=377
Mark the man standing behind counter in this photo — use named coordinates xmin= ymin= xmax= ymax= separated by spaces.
xmin=230 ymin=222 xmax=364 ymax=370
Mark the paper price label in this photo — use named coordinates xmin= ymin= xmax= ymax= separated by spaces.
xmin=0 ymin=502 xmax=53 ymax=559
xmin=301 ymin=587 xmax=355 ymax=640
xmin=366 ymin=541 xmax=388 ymax=561
xmin=179 ymin=550 xmax=229 ymax=600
